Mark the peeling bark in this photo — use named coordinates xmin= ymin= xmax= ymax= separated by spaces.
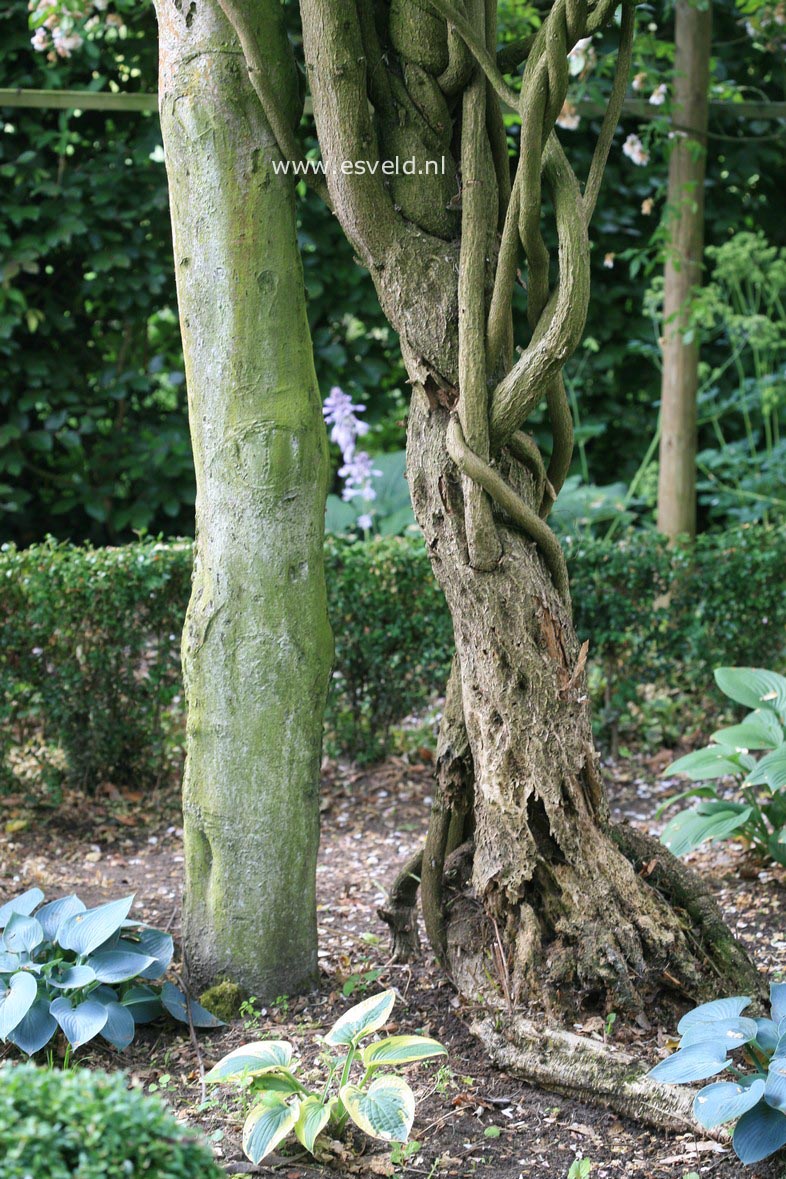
xmin=474 ymin=1014 xmax=720 ymax=1134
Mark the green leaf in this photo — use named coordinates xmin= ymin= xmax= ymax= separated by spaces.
xmin=57 ymin=895 xmax=135 ymax=957
xmin=715 ymin=668 xmax=786 ymax=721
xmin=0 ymin=971 xmax=38 ymax=1039
xmin=206 ymin=1041 xmax=295 ymax=1083
xmin=293 ymin=1095 xmax=333 ymax=1154
xmin=361 ymin=1035 xmax=447 ymax=1070
xmin=121 ymin=984 xmax=163 ymax=1025
xmin=340 ymin=1075 xmax=415 ymax=1142
xmin=242 ymin=1094 xmax=300 ymax=1164
xmin=712 ymin=709 xmax=784 ymax=751
xmin=747 ymin=746 xmax=786 ymax=791
xmin=325 ymin=989 xmax=396 ymax=1046
xmin=660 ymin=805 xmax=753 ymax=856
xmin=666 ymin=745 xmax=749 ymax=781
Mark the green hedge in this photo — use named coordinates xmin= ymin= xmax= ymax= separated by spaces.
xmin=0 ymin=1063 xmax=223 ymax=1179
xmin=1 ymin=526 xmax=784 ymax=790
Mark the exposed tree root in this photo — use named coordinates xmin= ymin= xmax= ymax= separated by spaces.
xmin=613 ymin=823 xmax=766 ymax=1004
xmin=378 ymin=848 xmax=423 ymax=962
xmin=473 ymin=1013 xmax=721 ymax=1135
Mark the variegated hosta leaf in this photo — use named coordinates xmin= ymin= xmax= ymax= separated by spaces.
xmin=242 ymin=1094 xmax=300 ymax=1164
xmin=340 ymin=1075 xmax=415 ymax=1142
xmin=324 ymin=990 xmax=396 ymax=1047
xmin=361 ymin=1035 xmax=447 ymax=1070
xmin=294 ymin=1095 xmax=333 ymax=1154
xmin=206 ymin=1040 xmax=295 ymax=1083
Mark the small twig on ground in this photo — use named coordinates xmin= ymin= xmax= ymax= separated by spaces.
xmin=171 ymin=968 xmax=206 ymax=1105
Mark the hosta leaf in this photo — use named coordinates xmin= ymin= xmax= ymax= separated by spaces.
xmin=48 ymin=965 xmax=97 ymax=990
xmin=7 ymin=996 xmax=57 ymax=1055
xmin=293 ymin=1095 xmax=333 ymax=1154
xmin=694 ymin=1078 xmax=766 ymax=1130
xmin=50 ymin=996 xmax=109 ymax=1048
xmin=0 ymin=952 xmax=20 ymax=972
xmin=666 ymin=745 xmax=748 ymax=781
xmin=765 ymin=1058 xmax=786 ymax=1111
xmin=0 ymin=888 xmax=44 ymax=930
xmin=756 ymin=1018 xmax=780 ymax=1053
xmin=648 ymin=1042 xmax=729 ymax=1084
xmin=747 ymin=747 xmax=786 ymax=791
xmin=242 ymin=1094 xmax=300 ymax=1164
xmin=206 ymin=1040 xmax=295 ymax=1083
xmin=733 ymin=1099 xmax=786 ymax=1164
xmin=772 ymin=983 xmax=786 ymax=1025
xmin=340 ymin=1075 xmax=415 ymax=1142
xmin=100 ymin=1001 xmax=136 ymax=1050
xmin=325 ymin=990 xmax=396 ymax=1046
xmin=361 ymin=1035 xmax=448 ymax=1070
xmin=117 ymin=929 xmax=173 ymax=979
xmin=87 ymin=950 xmax=157 ymax=984
xmin=679 ymin=1016 xmax=758 ymax=1050
xmin=35 ymin=895 xmax=85 ymax=942
xmin=0 ymin=971 xmax=38 ymax=1039
xmin=715 ymin=668 xmax=786 ymax=720
xmin=678 ymin=996 xmax=751 ymax=1033
xmin=712 ymin=710 xmax=784 ymax=751
xmin=57 ymin=896 xmax=134 ymax=957
xmin=2 ymin=914 xmax=44 ymax=954
xmin=161 ymin=981 xmax=224 ymax=1027
xmin=120 ymin=985 xmax=162 ymax=1025
xmin=654 ymin=786 xmax=717 ymax=819
xmin=661 ymin=806 xmax=752 ymax=857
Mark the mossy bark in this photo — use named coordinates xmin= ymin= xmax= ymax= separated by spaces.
xmin=156 ymin=0 xmax=332 ymax=997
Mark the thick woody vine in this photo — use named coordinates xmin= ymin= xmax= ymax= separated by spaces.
xmin=211 ymin=0 xmax=761 ymax=1031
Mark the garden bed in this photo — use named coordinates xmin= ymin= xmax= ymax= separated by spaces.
xmin=1 ymin=753 xmax=784 ymax=1178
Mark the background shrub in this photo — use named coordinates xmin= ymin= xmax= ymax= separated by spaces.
xmin=1 ymin=525 xmax=784 ymax=789
xmin=0 ymin=1063 xmax=223 ymax=1179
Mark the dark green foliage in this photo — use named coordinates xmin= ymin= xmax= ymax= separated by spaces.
xmin=324 ymin=535 xmax=453 ymax=762
xmin=1 ymin=528 xmax=784 ymax=787
xmin=0 ymin=4 xmax=195 ymax=544
xmin=0 ymin=1063 xmax=223 ymax=1179
xmin=0 ymin=539 xmax=189 ymax=793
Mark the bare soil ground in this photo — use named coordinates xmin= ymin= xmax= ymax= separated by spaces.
xmin=1 ymin=752 xmax=784 ymax=1179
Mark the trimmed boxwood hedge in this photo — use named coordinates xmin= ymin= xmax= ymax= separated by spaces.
xmin=0 ymin=1063 xmax=223 ymax=1179
xmin=1 ymin=524 xmax=784 ymax=786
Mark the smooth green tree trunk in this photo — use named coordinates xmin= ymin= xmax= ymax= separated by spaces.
xmin=657 ymin=0 xmax=712 ymax=540
xmin=155 ymin=0 xmax=332 ymax=997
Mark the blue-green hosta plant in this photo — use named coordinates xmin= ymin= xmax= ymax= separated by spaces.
xmin=0 ymin=888 xmax=222 ymax=1054
xmin=648 ymin=984 xmax=786 ymax=1165
xmin=206 ymin=989 xmax=446 ymax=1164
xmin=659 ymin=667 xmax=786 ymax=865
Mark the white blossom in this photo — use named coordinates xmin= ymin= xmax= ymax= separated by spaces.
xmin=622 ymin=133 xmax=650 ymax=166
xmin=649 ymin=83 xmax=667 ymax=106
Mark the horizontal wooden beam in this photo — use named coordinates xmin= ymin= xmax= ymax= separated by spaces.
xmin=0 ymin=88 xmax=158 ymax=112
xmin=2 ymin=87 xmax=785 ymax=122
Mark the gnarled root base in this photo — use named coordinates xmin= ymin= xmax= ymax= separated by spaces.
xmin=378 ymin=848 xmax=423 ymax=962
xmin=473 ymin=1014 xmax=721 ymax=1134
